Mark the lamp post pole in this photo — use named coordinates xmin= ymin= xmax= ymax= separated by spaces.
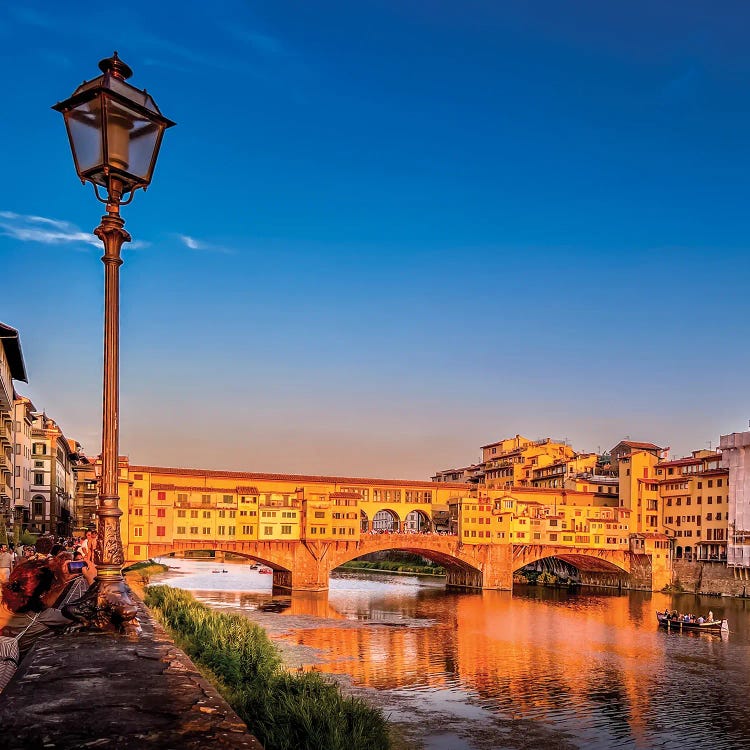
xmin=94 ymin=178 xmax=137 ymax=624
xmin=54 ymin=54 xmax=174 ymax=632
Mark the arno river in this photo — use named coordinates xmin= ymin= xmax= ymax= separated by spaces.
xmin=152 ymin=559 xmax=750 ymax=750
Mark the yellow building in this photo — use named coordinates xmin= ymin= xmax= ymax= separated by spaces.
xmin=114 ymin=461 xmax=469 ymax=561
xmin=657 ymin=450 xmax=728 ymax=561
xmin=482 ymin=435 xmax=575 ymax=489
xmin=450 ymin=487 xmax=630 ymax=550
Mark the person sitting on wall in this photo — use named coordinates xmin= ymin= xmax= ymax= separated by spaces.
xmin=0 ymin=560 xmax=75 ymax=655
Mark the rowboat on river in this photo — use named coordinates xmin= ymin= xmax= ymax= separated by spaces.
xmin=657 ymin=612 xmax=728 ymax=633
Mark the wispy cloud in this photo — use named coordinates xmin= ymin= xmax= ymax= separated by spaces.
xmin=0 ymin=211 xmax=100 ymax=249
xmin=0 ymin=211 xmax=150 ymax=251
xmin=177 ymin=234 xmax=234 ymax=255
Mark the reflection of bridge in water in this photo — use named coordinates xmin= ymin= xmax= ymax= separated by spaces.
xmin=149 ymin=533 xmax=665 ymax=592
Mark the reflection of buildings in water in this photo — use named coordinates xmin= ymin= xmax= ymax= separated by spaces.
xmin=451 ymin=591 xmax=663 ymax=744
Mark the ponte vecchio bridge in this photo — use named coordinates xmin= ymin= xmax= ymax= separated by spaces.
xmin=147 ymin=533 xmax=668 ymax=592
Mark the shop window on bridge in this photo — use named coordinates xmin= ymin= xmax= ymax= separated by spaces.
xmin=533 ymin=532 xmax=541 ymax=540
xmin=549 ymin=533 xmax=557 ymax=541
xmin=563 ymin=535 xmax=573 ymax=542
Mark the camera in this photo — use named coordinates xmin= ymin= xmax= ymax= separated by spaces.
xmin=67 ymin=560 xmax=87 ymax=574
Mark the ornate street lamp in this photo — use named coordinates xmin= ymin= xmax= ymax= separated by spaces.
xmin=53 ymin=53 xmax=174 ymax=632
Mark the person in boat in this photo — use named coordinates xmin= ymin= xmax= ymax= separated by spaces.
xmin=708 ymin=610 xmax=713 ymax=622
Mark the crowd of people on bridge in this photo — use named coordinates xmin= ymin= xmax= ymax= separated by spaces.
xmin=364 ymin=527 xmax=455 ymax=535
xmin=0 ymin=531 xmax=98 ymax=692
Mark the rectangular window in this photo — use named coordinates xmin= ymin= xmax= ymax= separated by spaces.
xmin=177 ymin=493 xmax=188 ymax=502
xmin=133 ymin=527 xmax=143 ymax=538
xmin=190 ymin=526 xmax=198 ymax=535
xmin=203 ymin=511 xmax=211 ymax=519
xmin=202 ymin=495 xmax=211 ymax=505
xmin=203 ymin=527 xmax=211 ymax=535
xmin=133 ymin=546 xmax=141 ymax=556
xmin=134 ymin=489 xmax=143 ymax=498
xmin=34 ymin=473 xmax=44 ymax=485
xmin=281 ymin=525 xmax=292 ymax=534
xmin=133 ymin=508 xmax=143 ymax=516
xmin=134 ymin=474 xmax=143 ymax=480
xmin=177 ymin=510 xmax=186 ymax=518
xmin=157 ymin=491 xmax=166 ymax=501
xmin=223 ymin=495 xmax=233 ymax=503
xmin=157 ymin=508 xmax=166 ymax=518
xmin=190 ymin=510 xmax=199 ymax=518
xmin=218 ymin=525 xmax=226 ymax=535
xmin=156 ymin=526 xmax=166 ymax=537
xmin=264 ymin=526 xmax=273 ymax=535
xmin=228 ymin=527 xmax=235 ymax=536
xmin=176 ymin=526 xmax=186 ymax=534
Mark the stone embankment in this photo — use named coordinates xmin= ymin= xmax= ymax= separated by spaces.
xmin=0 ymin=596 xmax=263 ymax=750
xmin=673 ymin=560 xmax=750 ymax=597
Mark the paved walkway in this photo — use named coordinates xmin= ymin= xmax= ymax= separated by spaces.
xmin=0 ymin=597 xmax=262 ymax=750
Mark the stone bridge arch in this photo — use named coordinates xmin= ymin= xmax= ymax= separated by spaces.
xmin=512 ymin=545 xmax=631 ymax=587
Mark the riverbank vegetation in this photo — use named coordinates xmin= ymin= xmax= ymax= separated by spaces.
xmin=145 ymin=585 xmax=391 ymax=750
xmin=338 ymin=560 xmax=445 ymax=576
xmin=123 ymin=560 xmax=169 ymax=588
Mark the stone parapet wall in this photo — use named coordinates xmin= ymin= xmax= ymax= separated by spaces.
xmin=0 ymin=595 xmax=262 ymax=750
xmin=673 ymin=559 xmax=750 ymax=597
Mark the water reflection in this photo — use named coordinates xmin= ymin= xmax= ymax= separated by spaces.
xmin=153 ymin=559 xmax=750 ymax=750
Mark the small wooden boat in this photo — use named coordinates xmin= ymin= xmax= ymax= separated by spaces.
xmin=657 ymin=612 xmax=728 ymax=633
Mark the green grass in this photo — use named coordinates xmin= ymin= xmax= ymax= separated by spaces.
xmin=337 ymin=560 xmax=446 ymax=576
xmin=145 ymin=585 xmax=391 ymax=750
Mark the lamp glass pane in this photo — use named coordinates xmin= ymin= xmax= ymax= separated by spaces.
xmin=104 ymin=98 xmax=162 ymax=182
xmin=64 ymin=98 xmax=103 ymax=175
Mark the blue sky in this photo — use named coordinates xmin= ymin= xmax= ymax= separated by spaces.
xmin=1 ymin=1 xmax=749 ymax=478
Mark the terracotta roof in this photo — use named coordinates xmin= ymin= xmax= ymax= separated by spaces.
xmin=329 ymin=491 xmax=362 ymax=499
xmin=658 ymin=457 xmax=701 ymax=467
xmin=617 ymin=441 xmax=662 ymax=451
xmin=236 ymin=486 xmax=260 ymax=495
xmin=128 ymin=464 xmax=470 ymax=490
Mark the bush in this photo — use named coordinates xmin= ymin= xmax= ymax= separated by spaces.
xmin=145 ymin=586 xmax=390 ymax=750
xmin=18 ymin=531 xmax=38 ymax=547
